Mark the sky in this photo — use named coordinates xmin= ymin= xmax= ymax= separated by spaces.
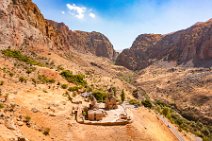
xmin=32 ymin=0 xmax=212 ymax=50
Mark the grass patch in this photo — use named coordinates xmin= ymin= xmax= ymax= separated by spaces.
xmin=38 ymin=75 xmax=55 ymax=84
xmin=2 ymin=49 xmax=43 ymax=66
xmin=60 ymin=70 xmax=87 ymax=86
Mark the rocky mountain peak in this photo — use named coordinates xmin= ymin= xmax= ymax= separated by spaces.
xmin=116 ymin=20 xmax=212 ymax=70
xmin=0 ymin=0 xmax=116 ymax=60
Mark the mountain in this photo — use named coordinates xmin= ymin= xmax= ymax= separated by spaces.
xmin=116 ymin=19 xmax=212 ymax=70
xmin=0 ymin=0 xmax=116 ymax=60
xmin=0 ymin=0 xmax=211 ymax=141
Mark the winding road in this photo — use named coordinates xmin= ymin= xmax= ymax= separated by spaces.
xmin=159 ymin=115 xmax=185 ymax=141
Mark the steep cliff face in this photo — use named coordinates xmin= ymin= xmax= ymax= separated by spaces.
xmin=116 ymin=19 xmax=212 ymax=70
xmin=115 ymin=34 xmax=163 ymax=70
xmin=0 ymin=0 xmax=116 ymax=60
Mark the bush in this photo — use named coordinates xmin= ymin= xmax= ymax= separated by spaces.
xmin=85 ymin=86 xmax=92 ymax=92
xmin=0 ymin=81 xmax=4 ymax=86
xmin=26 ymin=67 xmax=36 ymax=74
xmin=2 ymin=49 xmax=43 ymax=66
xmin=68 ymin=86 xmax=81 ymax=92
xmin=60 ymin=70 xmax=87 ymax=86
xmin=38 ymin=75 xmax=55 ymax=84
xmin=92 ymin=90 xmax=107 ymax=103
xmin=142 ymin=100 xmax=153 ymax=108
xmin=43 ymin=128 xmax=50 ymax=136
xmin=61 ymin=84 xmax=68 ymax=89
xmin=121 ymin=90 xmax=125 ymax=102
xmin=24 ymin=116 xmax=31 ymax=123
xmin=19 ymin=77 xmax=27 ymax=83
xmin=8 ymin=72 xmax=14 ymax=77
xmin=0 ymin=103 xmax=4 ymax=109
xmin=111 ymin=87 xmax=117 ymax=96
xmin=129 ymin=99 xmax=140 ymax=106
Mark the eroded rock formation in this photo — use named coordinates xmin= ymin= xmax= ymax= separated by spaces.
xmin=116 ymin=19 xmax=212 ymax=70
xmin=0 ymin=0 xmax=116 ymax=60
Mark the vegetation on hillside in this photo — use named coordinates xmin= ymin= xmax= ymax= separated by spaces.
xmin=0 ymin=103 xmax=4 ymax=109
xmin=129 ymin=99 xmax=141 ymax=106
xmin=92 ymin=90 xmax=108 ymax=103
xmin=38 ymin=75 xmax=55 ymax=84
xmin=68 ymin=86 xmax=82 ymax=92
xmin=155 ymin=100 xmax=212 ymax=141
xmin=142 ymin=100 xmax=153 ymax=108
xmin=60 ymin=70 xmax=87 ymax=86
xmin=121 ymin=89 xmax=125 ymax=102
xmin=2 ymin=49 xmax=43 ymax=66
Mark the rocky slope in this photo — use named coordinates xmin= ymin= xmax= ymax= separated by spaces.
xmin=135 ymin=65 xmax=212 ymax=124
xmin=116 ymin=19 xmax=212 ymax=70
xmin=0 ymin=0 xmax=116 ymax=60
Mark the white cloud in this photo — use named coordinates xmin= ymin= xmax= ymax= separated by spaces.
xmin=61 ymin=11 xmax=65 ymax=15
xmin=66 ymin=3 xmax=86 ymax=19
xmin=89 ymin=12 xmax=96 ymax=18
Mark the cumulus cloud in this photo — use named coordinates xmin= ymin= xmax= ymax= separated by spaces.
xmin=66 ymin=3 xmax=86 ymax=19
xmin=66 ymin=3 xmax=96 ymax=20
xmin=89 ymin=12 xmax=96 ymax=18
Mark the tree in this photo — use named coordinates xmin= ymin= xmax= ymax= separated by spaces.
xmin=121 ymin=90 xmax=125 ymax=102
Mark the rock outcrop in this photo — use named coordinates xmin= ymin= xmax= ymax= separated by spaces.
xmin=0 ymin=0 xmax=116 ymax=60
xmin=116 ymin=19 xmax=212 ymax=70
xmin=48 ymin=20 xmax=117 ymax=60
xmin=115 ymin=34 xmax=162 ymax=70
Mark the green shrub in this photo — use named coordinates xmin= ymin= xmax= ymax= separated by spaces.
xmin=61 ymin=84 xmax=68 ymax=89
xmin=43 ymin=128 xmax=50 ymax=136
xmin=19 ymin=77 xmax=27 ymax=83
xmin=142 ymin=100 xmax=153 ymax=108
xmin=26 ymin=67 xmax=36 ymax=74
xmin=24 ymin=116 xmax=31 ymax=123
xmin=111 ymin=87 xmax=117 ymax=96
xmin=92 ymin=90 xmax=107 ymax=102
xmin=121 ymin=90 xmax=125 ymax=102
xmin=85 ymin=86 xmax=92 ymax=92
xmin=0 ymin=81 xmax=4 ymax=86
xmin=2 ymin=49 xmax=43 ymax=66
xmin=129 ymin=99 xmax=140 ymax=105
xmin=38 ymin=75 xmax=55 ymax=84
xmin=68 ymin=86 xmax=81 ymax=92
xmin=60 ymin=70 xmax=87 ymax=86
xmin=0 ymin=103 xmax=4 ymax=109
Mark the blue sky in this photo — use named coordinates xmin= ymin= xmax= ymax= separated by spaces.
xmin=33 ymin=0 xmax=212 ymax=50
